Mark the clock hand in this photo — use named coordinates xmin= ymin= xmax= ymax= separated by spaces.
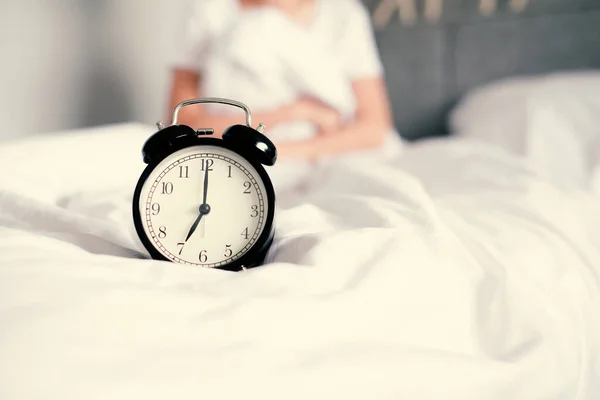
xmin=184 ymin=212 xmax=203 ymax=243
xmin=198 ymin=163 xmax=211 ymax=240
xmin=185 ymin=164 xmax=211 ymax=243
xmin=184 ymin=203 xmax=211 ymax=243
xmin=202 ymin=164 xmax=209 ymax=205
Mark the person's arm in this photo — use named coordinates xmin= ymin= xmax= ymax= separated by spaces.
xmin=167 ymin=69 xmax=297 ymax=135
xmin=277 ymin=75 xmax=394 ymax=159
xmin=167 ymin=69 xmax=342 ymax=136
xmin=277 ymin=1 xmax=395 ymax=160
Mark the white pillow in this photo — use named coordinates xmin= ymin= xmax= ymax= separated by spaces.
xmin=449 ymin=75 xmax=539 ymax=153
xmin=449 ymin=70 xmax=600 ymax=193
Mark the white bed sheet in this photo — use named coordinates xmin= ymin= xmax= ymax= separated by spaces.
xmin=1 ymin=123 xmax=599 ymax=400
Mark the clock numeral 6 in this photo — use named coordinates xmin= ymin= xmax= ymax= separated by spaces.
xmin=243 ymin=181 xmax=251 ymax=194
xmin=199 ymin=250 xmax=207 ymax=263
xmin=250 ymin=205 xmax=259 ymax=217
xmin=151 ymin=203 xmax=160 ymax=215
xmin=161 ymin=182 xmax=173 ymax=195
xmin=224 ymin=244 xmax=232 ymax=258
xmin=158 ymin=226 xmax=167 ymax=239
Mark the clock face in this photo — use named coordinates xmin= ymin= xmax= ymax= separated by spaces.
xmin=137 ymin=145 xmax=270 ymax=268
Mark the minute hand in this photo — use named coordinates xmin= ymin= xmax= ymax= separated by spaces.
xmin=202 ymin=164 xmax=209 ymax=205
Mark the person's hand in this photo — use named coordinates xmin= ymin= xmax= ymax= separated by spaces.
xmin=291 ymin=97 xmax=342 ymax=133
xmin=277 ymin=140 xmax=318 ymax=162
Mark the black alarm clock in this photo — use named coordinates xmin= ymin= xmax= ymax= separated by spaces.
xmin=132 ymin=97 xmax=277 ymax=272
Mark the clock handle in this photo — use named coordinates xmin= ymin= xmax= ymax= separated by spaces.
xmin=161 ymin=97 xmax=264 ymax=132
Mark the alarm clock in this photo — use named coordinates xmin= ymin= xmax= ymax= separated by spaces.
xmin=132 ymin=97 xmax=277 ymax=272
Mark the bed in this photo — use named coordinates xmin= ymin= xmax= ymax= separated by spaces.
xmin=2 ymin=1 xmax=600 ymax=399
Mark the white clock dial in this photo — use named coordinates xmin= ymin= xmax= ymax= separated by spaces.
xmin=138 ymin=145 xmax=269 ymax=267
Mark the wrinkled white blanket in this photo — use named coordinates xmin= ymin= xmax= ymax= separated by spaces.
xmin=0 ymin=123 xmax=599 ymax=399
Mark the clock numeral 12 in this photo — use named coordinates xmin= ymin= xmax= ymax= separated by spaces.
xmin=201 ymin=159 xmax=214 ymax=171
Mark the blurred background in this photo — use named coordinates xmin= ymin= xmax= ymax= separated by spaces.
xmin=0 ymin=0 xmax=189 ymax=141
xmin=1 ymin=0 xmax=599 ymax=142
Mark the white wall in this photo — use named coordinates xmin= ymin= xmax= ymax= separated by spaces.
xmin=0 ymin=0 xmax=187 ymax=141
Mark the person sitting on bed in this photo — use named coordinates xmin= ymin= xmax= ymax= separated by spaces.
xmin=167 ymin=0 xmax=402 ymax=160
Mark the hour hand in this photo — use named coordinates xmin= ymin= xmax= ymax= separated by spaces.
xmin=184 ymin=213 xmax=203 ymax=242
xmin=184 ymin=204 xmax=211 ymax=242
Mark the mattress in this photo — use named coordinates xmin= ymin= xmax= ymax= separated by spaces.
xmin=0 ymin=122 xmax=599 ymax=399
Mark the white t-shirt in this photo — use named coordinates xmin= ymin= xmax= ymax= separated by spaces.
xmin=171 ymin=0 xmax=384 ymax=81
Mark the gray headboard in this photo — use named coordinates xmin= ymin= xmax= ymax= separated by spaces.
xmin=362 ymin=0 xmax=600 ymax=140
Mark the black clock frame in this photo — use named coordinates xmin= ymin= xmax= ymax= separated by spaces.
xmin=132 ymin=125 xmax=276 ymax=272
